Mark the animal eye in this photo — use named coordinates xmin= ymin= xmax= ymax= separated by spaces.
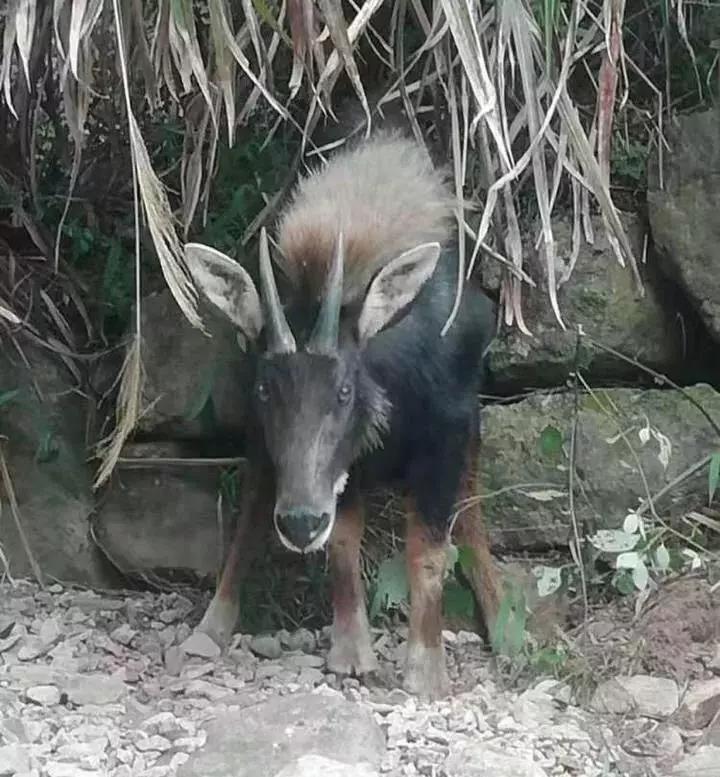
xmin=257 ymin=382 xmax=270 ymax=403
xmin=338 ymin=384 xmax=352 ymax=405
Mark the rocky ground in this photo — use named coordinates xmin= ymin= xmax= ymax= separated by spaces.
xmin=0 ymin=578 xmax=719 ymax=777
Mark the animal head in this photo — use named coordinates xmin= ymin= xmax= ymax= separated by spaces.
xmin=184 ymin=229 xmax=440 ymax=554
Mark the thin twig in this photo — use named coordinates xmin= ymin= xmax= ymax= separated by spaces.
xmin=0 ymin=442 xmax=44 ymax=587
xmin=569 ymin=329 xmax=589 ymax=628
xmin=117 ymin=456 xmax=247 ymax=468
xmin=584 ymin=334 xmax=720 ymax=440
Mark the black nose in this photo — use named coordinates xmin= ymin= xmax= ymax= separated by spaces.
xmin=276 ymin=509 xmax=331 ymax=551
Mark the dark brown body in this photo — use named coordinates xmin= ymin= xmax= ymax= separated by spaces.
xmin=185 ymin=133 xmax=501 ymax=699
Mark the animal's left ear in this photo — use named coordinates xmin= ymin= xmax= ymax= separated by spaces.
xmin=357 ymin=242 xmax=441 ymax=343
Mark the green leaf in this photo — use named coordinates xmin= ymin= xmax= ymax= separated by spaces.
xmin=491 ymin=582 xmax=527 ymax=657
xmin=539 ymin=425 xmax=563 ymax=458
xmin=612 ymin=570 xmax=635 ymax=596
xmin=588 ymin=529 xmax=639 ymax=553
xmin=709 ymin=452 xmax=720 ymax=505
xmin=457 ymin=545 xmax=475 ymax=578
xmin=533 ymin=565 xmax=562 ymax=597
xmin=370 ymin=552 xmax=408 ymax=620
xmin=0 ymin=389 xmax=20 ymax=409
xmin=443 ymin=579 xmax=475 ymax=620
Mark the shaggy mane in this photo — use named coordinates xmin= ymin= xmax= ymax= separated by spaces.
xmin=275 ymin=132 xmax=454 ymax=305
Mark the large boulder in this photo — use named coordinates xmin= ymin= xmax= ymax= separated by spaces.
xmin=135 ymin=289 xmax=251 ymax=439
xmin=0 ymin=340 xmax=110 ymax=585
xmin=479 ymin=384 xmax=720 ymax=549
xmin=91 ymin=442 xmax=224 ymax=581
xmin=178 ymin=692 xmax=386 ymax=777
xmin=647 ymin=107 xmax=720 ymax=344
xmin=482 ymin=213 xmax=685 ymax=392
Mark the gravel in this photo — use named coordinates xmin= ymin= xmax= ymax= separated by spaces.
xmin=0 ymin=580 xmax=715 ymax=777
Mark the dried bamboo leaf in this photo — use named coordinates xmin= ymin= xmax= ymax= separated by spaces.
xmin=0 ymin=302 xmax=21 ymax=326
xmin=93 ymin=337 xmax=144 ymax=488
xmin=437 ymin=0 xmax=511 ymax=171
xmin=504 ymin=0 xmax=562 ymax=328
xmin=1 ymin=2 xmax=19 ymax=118
xmin=169 ymin=0 xmax=213 ymax=113
xmin=316 ymin=0 xmax=371 ymax=133
xmin=14 ymin=0 xmax=36 ymax=88
xmin=558 ymin=87 xmax=642 ymax=292
xmin=209 ymin=0 xmax=289 ymax=121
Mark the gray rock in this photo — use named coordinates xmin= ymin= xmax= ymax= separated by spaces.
xmin=444 ymin=742 xmax=548 ymax=777
xmin=592 ymin=675 xmax=678 ymax=718
xmin=672 ymin=745 xmax=720 ymax=777
xmin=178 ymin=692 xmax=385 ymax=777
xmin=135 ymin=735 xmax=172 ymax=753
xmin=90 ymin=442 xmax=221 ymax=581
xmin=480 ymin=385 xmax=720 ymax=549
xmin=0 ymin=341 xmax=110 ymax=585
xmin=648 ymin=107 xmax=720 ymax=344
xmin=134 ymin=288 xmax=251 ymax=438
xmin=711 ymin=644 xmax=720 ymax=674
xmin=181 ymin=631 xmax=222 ymax=659
xmin=591 ymin=679 xmax=633 ymax=714
xmin=110 ymin=624 xmax=136 ymax=646
xmin=282 ymin=629 xmax=317 ymax=654
xmin=25 ymin=684 xmax=61 ymax=706
xmin=250 ymin=634 xmax=282 ymax=660
xmin=273 ymin=755 xmax=379 ymax=777
xmin=485 ymin=213 xmax=682 ymax=391
xmin=624 ymin=675 xmax=679 ymax=718
xmin=65 ymin=674 xmax=127 ymax=706
xmin=676 ymin=678 xmax=720 ymax=729
xmin=39 ymin=617 xmax=62 ymax=647
xmin=0 ymin=744 xmax=30 ymax=776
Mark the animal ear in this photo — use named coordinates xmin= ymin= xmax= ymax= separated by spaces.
xmin=357 ymin=242 xmax=441 ymax=343
xmin=184 ymin=243 xmax=264 ymax=340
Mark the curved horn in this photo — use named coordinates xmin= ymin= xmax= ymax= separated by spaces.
xmin=308 ymin=232 xmax=344 ymax=354
xmin=259 ymin=227 xmax=296 ymax=354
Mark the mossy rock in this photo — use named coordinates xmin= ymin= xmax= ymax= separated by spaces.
xmin=479 ymin=384 xmax=720 ymax=550
xmin=484 ymin=212 xmax=685 ymax=392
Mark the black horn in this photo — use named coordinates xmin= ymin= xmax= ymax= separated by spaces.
xmin=259 ymin=227 xmax=296 ymax=354
xmin=308 ymin=232 xmax=344 ymax=354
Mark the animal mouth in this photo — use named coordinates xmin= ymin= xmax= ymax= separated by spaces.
xmin=273 ymin=472 xmax=348 ymax=555
xmin=274 ymin=511 xmax=336 ymax=555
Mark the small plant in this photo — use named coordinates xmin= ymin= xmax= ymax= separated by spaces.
xmin=611 ymin=138 xmax=649 ymax=187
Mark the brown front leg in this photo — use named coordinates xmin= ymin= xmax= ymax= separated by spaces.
xmin=404 ymin=506 xmax=450 ymax=700
xmin=327 ymin=498 xmax=378 ymax=676
xmin=452 ymin=434 xmax=500 ymax=639
xmin=196 ymin=464 xmax=273 ymax=648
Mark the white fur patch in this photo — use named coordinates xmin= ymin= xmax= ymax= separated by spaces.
xmin=334 ymin=472 xmax=349 ymax=496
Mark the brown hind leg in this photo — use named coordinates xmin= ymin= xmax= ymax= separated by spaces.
xmin=451 ymin=433 xmax=500 ymax=639
xmin=327 ymin=496 xmax=378 ymax=675
xmin=404 ymin=504 xmax=450 ymax=700
xmin=196 ymin=466 xmax=273 ymax=648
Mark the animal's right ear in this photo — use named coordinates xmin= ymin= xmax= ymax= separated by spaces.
xmin=184 ymin=243 xmax=264 ymax=341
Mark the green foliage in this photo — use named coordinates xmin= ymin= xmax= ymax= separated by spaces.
xmin=611 ymin=139 xmax=649 ymax=186
xmin=370 ymin=551 xmax=409 ymax=620
xmin=491 ymin=579 xmax=528 ymax=657
xmin=196 ymin=133 xmax=295 ymax=256
xmin=539 ymin=425 xmax=563 ymax=459
xmin=0 ymin=389 xmax=21 ymax=410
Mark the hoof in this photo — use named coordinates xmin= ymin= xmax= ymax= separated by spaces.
xmin=196 ymin=594 xmax=239 ymax=649
xmin=327 ymin=630 xmax=379 ymax=676
xmin=403 ymin=643 xmax=449 ymax=701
